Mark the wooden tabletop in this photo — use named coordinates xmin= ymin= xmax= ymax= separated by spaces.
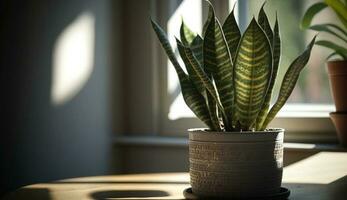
xmin=3 ymin=152 xmax=347 ymax=200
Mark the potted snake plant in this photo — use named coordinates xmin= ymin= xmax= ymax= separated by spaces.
xmin=151 ymin=1 xmax=315 ymax=198
xmin=301 ymin=0 xmax=347 ymax=146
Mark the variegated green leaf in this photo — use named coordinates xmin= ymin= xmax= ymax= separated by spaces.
xmin=203 ymin=2 xmax=234 ymax=129
xmin=151 ymin=20 xmax=186 ymax=81
xmin=222 ymin=7 xmax=241 ymax=61
xmin=203 ymin=1 xmax=214 ymax=37
xmin=180 ymin=20 xmax=196 ymax=46
xmin=151 ymin=19 xmax=213 ymax=128
xmin=180 ymin=77 xmax=214 ymax=129
xmin=256 ymin=16 xmax=281 ymax=130
xmin=190 ymin=35 xmax=204 ymax=66
xmin=202 ymin=2 xmax=224 ymax=130
xmin=214 ymin=19 xmax=235 ymax=129
xmin=207 ymin=91 xmax=222 ymax=131
xmin=234 ymin=18 xmax=273 ymax=130
xmin=176 ymin=41 xmax=228 ymax=123
xmin=190 ymin=35 xmax=222 ymax=130
xmin=261 ymin=36 xmax=316 ymax=129
xmin=203 ymin=2 xmax=217 ymax=76
xmin=258 ymin=4 xmax=273 ymax=45
xmin=176 ymin=38 xmax=205 ymax=96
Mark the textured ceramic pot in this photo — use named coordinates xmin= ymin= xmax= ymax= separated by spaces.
xmin=327 ymin=60 xmax=347 ymax=112
xmin=188 ymin=128 xmax=284 ymax=198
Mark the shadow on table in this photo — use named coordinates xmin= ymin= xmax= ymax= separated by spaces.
xmin=53 ymin=180 xmax=189 ymax=184
xmin=284 ymin=175 xmax=347 ymax=200
xmin=90 ymin=190 xmax=170 ymax=199
xmin=1 ymin=188 xmax=51 ymax=200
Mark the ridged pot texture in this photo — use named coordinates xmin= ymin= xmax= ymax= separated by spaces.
xmin=188 ymin=128 xmax=284 ymax=198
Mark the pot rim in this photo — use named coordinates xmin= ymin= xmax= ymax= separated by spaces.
xmin=188 ymin=128 xmax=285 ymax=134
xmin=188 ymin=128 xmax=285 ymax=142
xmin=330 ymin=112 xmax=347 ymax=117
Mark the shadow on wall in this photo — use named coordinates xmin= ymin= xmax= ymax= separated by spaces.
xmin=1 ymin=0 xmax=113 ymax=196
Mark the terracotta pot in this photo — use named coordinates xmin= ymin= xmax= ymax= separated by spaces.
xmin=330 ymin=112 xmax=347 ymax=147
xmin=188 ymin=128 xmax=284 ymax=198
xmin=327 ymin=60 xmax=347 ymax=112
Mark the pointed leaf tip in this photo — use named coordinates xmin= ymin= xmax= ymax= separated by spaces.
xmin=231 ymin=1 xmax=237 ymax=12
xmin=261 ymin=1 xmax=267 ymax=9
xmin=250 ymin=17 xmax=257 ymax=25
xmin=175 ymin=37 xmax=180 ymax=44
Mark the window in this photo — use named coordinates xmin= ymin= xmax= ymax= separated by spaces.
xmin=155 ymin=0 xmax=337 ymax=141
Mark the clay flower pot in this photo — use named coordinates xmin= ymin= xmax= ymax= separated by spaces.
xmin=330 ymin=112 xmax=347 ymax=146
xmin=327 ymin=60 xmax=347 ymax=146
xmin=188 ymin=128 xmax=284 ymax=198
xmin=327 ymin=60 xmax=347 ymax=112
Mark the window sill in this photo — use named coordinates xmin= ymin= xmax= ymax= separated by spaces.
xmin=113 ymin=136 xmax=347 ymax=152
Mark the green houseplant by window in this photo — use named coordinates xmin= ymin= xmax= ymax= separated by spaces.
xmin=301 ymin=0 xmax=347 ymax=146
xmin=151 ymin=1 xmax=315 ymax=198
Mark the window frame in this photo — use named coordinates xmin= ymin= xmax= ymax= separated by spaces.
xmin=150 ymin=0 xmax=336 ymax=143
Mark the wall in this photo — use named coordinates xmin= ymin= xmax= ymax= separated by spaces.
xmin=0 ymin=0 xmax=118 ymax=195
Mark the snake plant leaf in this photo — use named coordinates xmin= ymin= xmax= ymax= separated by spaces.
xmin=300 ymin=2 xmax=328 ymax=29
xmin=176 ymin=38 xmax=205 ymax=96
xmin=181 ymin=79 xmax=214 ymax=129
xmin=316 ymin=40 xmax=347 ymax=58
xmin=202 ymin=3 xmax=224 ymax=130
xmin=261 ymin=36 xmax=317 ymax=130
xmin=234 ymin=18 xmax=272 ymax=130
xmin=151 ymin=19 xmax=213 ymax=128
xmin=150 ymin=19 xmax=186 ymax=82
xmin=256 ymin=17 xmax=281 ymax=130
xmin=309 ymin=24 xmax=347 ymax=43
xmin=258 ymin=3 xmax=274 ymax=45
xmin=203 ymin=2 xmax=217 ymax=76
xmin=176 ymin=41 xmax=228 ymax=123
xmin=206 ymin=91 xmax=222 ymax=131
xmin=190 ymin=35 xmax=204 ymax=66
xmin=189 ymin=35 xmax=221 ymax=131
xmin=180 ymin=20 xmax=196 ymax=46
xmin=203 ymin=2 xmax=234 ymax=129
xmin=222 ymin=7 xmax=241 ymax=61
xmin=213 ymin=19 xmax=235 ymax=128
xmin=203 ymin=1 xmax=214 ymax=37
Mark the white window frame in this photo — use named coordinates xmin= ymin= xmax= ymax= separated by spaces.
xmin=150 ymin=0 xmax=336 ymax=142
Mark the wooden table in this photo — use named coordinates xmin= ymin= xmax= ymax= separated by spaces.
xmin=3 ymin=152 xmax=347 ymax=200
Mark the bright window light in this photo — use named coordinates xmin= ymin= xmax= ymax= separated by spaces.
xmin=167 ymin=0 xmax=202 ymax=120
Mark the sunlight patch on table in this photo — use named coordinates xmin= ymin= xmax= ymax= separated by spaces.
xmin=283 ymin=152 xmax=347 ymax=184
